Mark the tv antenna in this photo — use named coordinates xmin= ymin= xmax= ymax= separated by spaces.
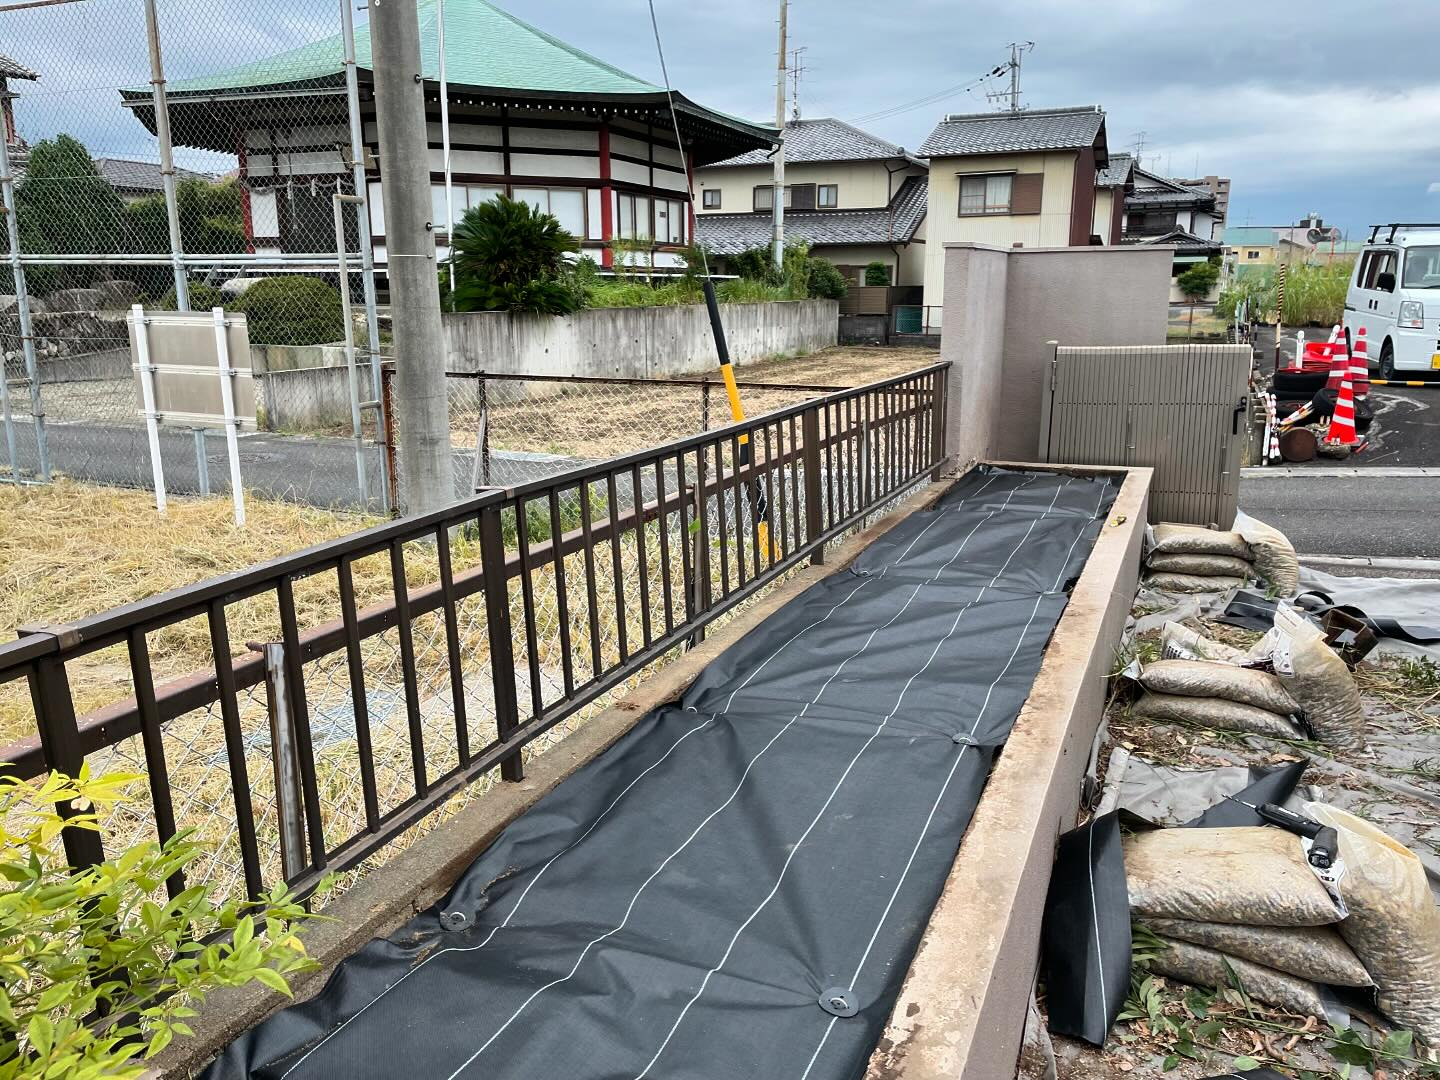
xmin=985 ymin=41 xmax=1034 ymax=112
xmin=788 ymin=46 xmax=808 ymax=121
xmin=1131 ymin=130 xmax=1148 ymax=158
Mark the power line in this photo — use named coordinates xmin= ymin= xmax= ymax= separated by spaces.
xmin=984 ymin=41 xmax=1033 ymax=112
xmin=850 ymin=65 xmax=1006 ymax=125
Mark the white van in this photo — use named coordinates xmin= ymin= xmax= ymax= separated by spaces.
xmin=1346 ymin=224 xmax=1440 ymax=379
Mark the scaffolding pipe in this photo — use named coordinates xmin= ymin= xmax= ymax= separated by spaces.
xmin=334 ymin=192 xmax=369 ymax=506
xmin=0 ymin=132 xmax=48 ymax=480
xmin=142 ymin=0 xmax=189 ymax=310
xmin=341 ymin=0 xmax=388 ymax=511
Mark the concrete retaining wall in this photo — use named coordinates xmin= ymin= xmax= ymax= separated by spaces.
xmin=256 ymin=363 xmax=374 ymax=432
xmin=442 ymin=299 xmax=838 ymax=378
xmin=866 ymin=462 xmax=1150 ymax=1080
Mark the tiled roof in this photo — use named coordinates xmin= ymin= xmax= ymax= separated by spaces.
xmin=93 ymin=157 xmax=217 ymax=193
xmin=1127 ymin=185 xmax=1215 ymax=208
xmin=697 ymin=174 xmax=927 ymax=256
xmin=917 ymin=105 xmax=1104 ymax=157
xmin=120 ymin=0 xmax=775 ymax=158
xmin=707 ymin=117 xmax=917 ymax=168
xmin=1122 ymin=228 xmax=1223 ymax=254
xmin=1096 ymin=151 xmax=1133 ymax=187
xmin=0 ymin=54 xmax=37 ymax=81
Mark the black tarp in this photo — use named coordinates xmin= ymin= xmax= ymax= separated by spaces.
xmin=204 ymin=467 xmax=1117 ymax=1080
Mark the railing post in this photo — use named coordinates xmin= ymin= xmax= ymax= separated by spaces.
xmin=930 ymin=366 xmax=948 ymax=481
xmin=802 ymin=406 xmax=824 ymax=566
xmin=479 ymin=373 xmax=491 ymax=488
xmin=261 ymin=643 xmax=308 ymax=881
xmin=28 ymin=652 xmax=106 ymax=873
xmin=478 ymin=503 xmax=523 ymax=782
xmin=381 ymin=362 xmax=399 ymax=514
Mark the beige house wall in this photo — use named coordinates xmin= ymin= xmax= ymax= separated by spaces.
xmin=922 ymin=151 xmax=1078 ymax=311
xmin=1093 ymin=188 xmax=1113 ymax=241
xmin=694 ymin=159 xmax=924 ymax=214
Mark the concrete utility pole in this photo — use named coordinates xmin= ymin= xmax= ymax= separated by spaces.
xmin=771 ymin=0 xmax=787 ymax=270
xmin=370 ymin=0 xmax=452 ymax=514
xmin=986 ymin=41 xmax=1033 ymax=112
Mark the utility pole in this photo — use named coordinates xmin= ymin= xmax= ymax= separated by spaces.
xmin=771 ymin=0 xmax=787 ymax=270
xmin=370 ymin=0 xmax=452 ymax=514
xmin=985 ymin=41 xmax=1033 ymax=112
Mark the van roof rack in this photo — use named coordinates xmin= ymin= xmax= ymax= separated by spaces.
xmin=1367 ymin=223 xmax=1440 ymax=244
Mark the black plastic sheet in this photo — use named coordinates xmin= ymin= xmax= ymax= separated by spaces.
xmin=1042 ymin=810 xmax=1132 ymax=1046
xmin=203 ymin=468 xmax=1116 ymax=1080
xmin=1184 ymin=759 xmax=1309 ymax=828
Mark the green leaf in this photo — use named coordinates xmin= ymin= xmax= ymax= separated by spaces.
xmin=27 ymin=1014 xmax=54 ymax=1058
xmin=251 ymin=967 xmax=293 ymax=997
xmin=1379 ymin=1028 xmax=1414 ymax=1057
xmin=1161 ymin=1054 xmax=1180 ymax=1069
xmin=1328 ymin=1039 xmax=1374 ymax=1066
xmin=1232 ymin=1057 xmax=1260 ymax=1070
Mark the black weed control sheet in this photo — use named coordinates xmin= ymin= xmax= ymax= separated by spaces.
xmin=205 ymin=467 xmax=1117 ymax=1080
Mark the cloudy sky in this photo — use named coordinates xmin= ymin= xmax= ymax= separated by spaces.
xmin=7 ymin=0 xmax=1437 ymax=238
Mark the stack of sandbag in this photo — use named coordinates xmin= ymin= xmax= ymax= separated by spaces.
xmin=1129 ymin=615 xmax=1365 ymax=749
xmin=1142 ymin=518 xmax=1300 ymax=597
xmin=1125 ymin=811 xmax=1440 ymax=1048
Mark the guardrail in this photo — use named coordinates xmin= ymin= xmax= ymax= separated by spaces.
xmin=0 ymin=363 xmax=949 ymax=907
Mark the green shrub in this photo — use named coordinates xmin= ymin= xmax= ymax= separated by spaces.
xmin=1216 ymin=260 xmax=1353 ymax=326
xmin=448 ymin=195 xmax=581 ymax=315
xmin=864 ymin=261 xmax=891 ymax=286
xmin=233 ymin=277 xmax=345 ymax=345
xmin=157 ymin=282 xmax=225 ymax=312
xmin=807 ymin=257 xmax=847 ymax=300
xmin=0 ymin=769 xmax=315 ymax=1078
xmin=1176 ymin=261 xmax=1220 ymax=302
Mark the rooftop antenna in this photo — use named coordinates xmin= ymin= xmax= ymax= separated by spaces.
xmin=788 ymin=46 xmax=807 ymax=121
xmin=985 ymin=41 xmax=1033 ymax=112
xmin=1131 ymin=130 xmax=1148 ymax=158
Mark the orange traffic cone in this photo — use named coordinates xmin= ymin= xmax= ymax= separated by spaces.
xmin=1349 ymin=328 xmax=1371 ymax=397
xmin=1328 ymin=367 xmax=1358 ymax=445
xmin=1324 ymin=335 xmax=1350 ymax=392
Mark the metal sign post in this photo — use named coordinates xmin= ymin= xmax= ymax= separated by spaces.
xmin=210 ymin=308 xmax=246 ymax=526
xmin=131 ymin=304 xmax=168 ymax=514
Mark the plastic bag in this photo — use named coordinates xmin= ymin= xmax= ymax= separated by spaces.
xmin=1124 ymin=827 xmax=1343 ymax=927
xmin=1150 ymin=938 xmax=1332 ymax=1021
xmin=1262 ymin=604 xmax=1365 ymax=749
xmin=1144 ymin=918 xmax=1372 ymax=987
xmin=1130 ymin=691 xmax=1302 ymax=740
xmin=1233 ymin=511 xmax=1300 ymax=597
xmin=1138 ymin=659 xmax=1299 ymax=717
xmin=1149 ymin=523 xmax=1251 ymax=559
xmin=1305 ymin=803 xmax=1440 ymax=1046
xmin=1161 ymin=623 xmax=1248 ymax=664
xmin=1144 ymin=572 xmax=1248 ymax=594
xmin=1146 ymin=552 xmax=1254 ymax=578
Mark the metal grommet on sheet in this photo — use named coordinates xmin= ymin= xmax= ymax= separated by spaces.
xmin=952 ymin=731 xmax=976 ymax=746
xmin=438 ymin=910 xmax=470 ymax=932
xmin=819 ymin=987 xmax=858 ymax=1018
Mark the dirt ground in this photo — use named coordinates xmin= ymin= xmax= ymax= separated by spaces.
xmin=1047 ymin=603 xmax=1440 ymax=1079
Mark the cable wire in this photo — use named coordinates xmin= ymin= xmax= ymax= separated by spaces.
xmin=646 ymin=0 xmax=710 ymax=279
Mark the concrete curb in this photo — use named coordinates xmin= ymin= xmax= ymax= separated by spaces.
xmin=1242 ymin=466 xmax=1440 ymax=478
xmin=1300 ymin=554 xmax=1440 ymax=572
xmin=866 ymin=463 xmax=1151 ymax=1080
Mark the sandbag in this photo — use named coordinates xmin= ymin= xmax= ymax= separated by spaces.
xmin=1138 ymin=659 xmax=1299 ymax=717
xmin=1144 ymin=572 xmax=1248 ymax=594
xmin=1130 ymin=691 xmax=1302 ymax=740
xmin=1264 ymin=604 xmax=1365 ymax=749
xmin=1305 ymin=803 xmax=1440 ymax=1046
xmin=1150 ymin=938 xmax=1331 ymax=1021
xmin=1124 ymin=827 xmax=1343 ymax=927
xmin=1161 ymin=622 xmax=1248 ymax=664
xmin=1146 ymin=552 xmax=1254 ymax=578
xmin=1144 ymin=918 xmax=1372 ymax=988
xmin=1150 ymin=523 xmax=1251 ymax=559
xmin=1234 ymin=512 xmax=1300 ymax=596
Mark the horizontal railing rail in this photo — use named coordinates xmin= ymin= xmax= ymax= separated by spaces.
xmin=1 ymin=362 xmax=950 ymax=907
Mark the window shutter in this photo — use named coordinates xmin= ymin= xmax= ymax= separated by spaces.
xmin=1011 ymin=172 xmax=1044 ymax=215
xmin=790 ymin=183 xmax=817 ymax=210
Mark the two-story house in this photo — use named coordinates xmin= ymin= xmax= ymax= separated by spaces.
xmin=1120 ymin=167 xmax=1225 ymax=297
xmin=693 ymin=117 xmax=928 ymax=286
xmin=914 ymin=105 xmax=1111 ymax=321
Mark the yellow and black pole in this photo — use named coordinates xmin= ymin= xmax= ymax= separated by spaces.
xmin=702 ymin=278 xmax=776 ymax=559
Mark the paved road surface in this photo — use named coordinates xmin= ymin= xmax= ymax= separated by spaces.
xmin=1240 ymin=472 xmax=1440 ymax=558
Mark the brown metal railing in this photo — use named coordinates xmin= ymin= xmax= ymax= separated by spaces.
xmin=0 ymin=363 xmax=949 ymax=906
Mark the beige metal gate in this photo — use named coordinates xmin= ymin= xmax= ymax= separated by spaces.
xmin=1039 ymin=344 xmax=1253 ymax=526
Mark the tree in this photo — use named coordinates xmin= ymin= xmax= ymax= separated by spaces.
xmin=0 ymin=768 xmax=315 ymax=1078
xmin=125 ymin=178 xmax=246 ymax=298
xmin=10 ymin=135 xmax=125 ymax=295
xmin=233 ymin=277 xmax=345 ymax=345
xmin=1177 ymin=261 xmax=1220 ymax=302
xmin=447 ymin=195 xmax=581 ymax=315
xmin=863 ymin=261 xmax=891 ymax=286
xmin=807 ymin=257 xmax=847 ymax=300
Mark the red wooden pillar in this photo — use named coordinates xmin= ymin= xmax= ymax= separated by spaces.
xmin=236 ymin=130 xmax=254 ymax=253
xmin=599 ymin=120 xmax=614 ymax=267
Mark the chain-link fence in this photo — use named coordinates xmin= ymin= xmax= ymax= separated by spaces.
xmin=0 ymin=0 xmax=387 ymax=510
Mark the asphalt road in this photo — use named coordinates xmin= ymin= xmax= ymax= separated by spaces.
xmin=1239 ymin=473 xmax=1440 ymax=558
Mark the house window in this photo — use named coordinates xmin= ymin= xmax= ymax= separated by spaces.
xmin=958 ymin=173 xmax=1012 ymax=215
xmin=818 ymin=184 xmax=838 ymax=208
xmin=702 ymin=189 xmax=721 ymax=209
xmin=1246 ymin=250 xmax=1260 ymax=260
xmin=752 ymin=185 xmax=794 ymax=211
xmin=616 ymin=192 xmax=652 ymax=240
xmin=512 ymin=186 xmax=585 ymax=237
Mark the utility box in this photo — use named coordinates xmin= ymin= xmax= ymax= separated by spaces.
xmin=128 ymin=310 xmax=257 ymax=428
